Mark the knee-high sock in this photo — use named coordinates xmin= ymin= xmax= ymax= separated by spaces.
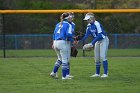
xmin=67 ymin=62 xmax=70 ymax=75
xmin=96 ymin=62 xmax=101 ymax=74
xmin=103 ymin=60 xmax=108 ymax=74
xmin=62 ymin=63 xmax=68 ymax=77
xmin=53 ymin=60 xmax=62 ymax=73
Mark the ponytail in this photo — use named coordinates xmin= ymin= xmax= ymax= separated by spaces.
xmin=59 ymin=12 xmax=70 ymax=27
xmin=60 ymin=15 xmax=63 ymax=27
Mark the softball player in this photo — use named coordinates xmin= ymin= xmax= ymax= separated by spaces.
xmin=50 ymin=12 xmax=74 ymax=80
xmin=67 ymin=12 xmax=75 ymax=78
xmin=80 ymin=13 xmax=109 ymax=78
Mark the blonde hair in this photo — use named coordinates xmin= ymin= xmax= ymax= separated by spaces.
xmin=60 ymin=12 xmax=70 ymax=26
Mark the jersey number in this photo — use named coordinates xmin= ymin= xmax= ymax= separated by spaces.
xmin=57 ymin=25 xmax=63 ymax=33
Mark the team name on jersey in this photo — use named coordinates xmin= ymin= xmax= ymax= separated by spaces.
xmin=91 ymin=29 xmax=96 ymax=33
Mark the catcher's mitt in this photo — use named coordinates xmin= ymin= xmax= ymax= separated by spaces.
xmin=83 ymin=43 xmax=93 ymax=51
xmin=71 ymin=46 xmax=78 ymax=57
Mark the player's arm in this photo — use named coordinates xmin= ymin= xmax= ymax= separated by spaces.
xmin=91 ymin=34 xmax=103 ymax=45
xmin=66 ymin=24 xmax=74 ymax=43
xmin=91 ymin=22 xmax=105 ymax=45
xmin=79 ymin=27 xmax=90 ymax=42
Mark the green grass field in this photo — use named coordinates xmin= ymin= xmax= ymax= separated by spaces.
xmin=0 ymin=49 xmax=140 ymax=57
xmin=0 ymin=49 xmax=140 ymax=93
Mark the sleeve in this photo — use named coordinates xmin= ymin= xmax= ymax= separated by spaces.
xmin=94 ymin=21 xmax=102 ymax=33
xmin=72 ymin=23 xmax=75 ymax=36
xmin=91 ymin=21 xmax=104 ymax=45
xmin=66 ymin=24 xmax=74 ymax=42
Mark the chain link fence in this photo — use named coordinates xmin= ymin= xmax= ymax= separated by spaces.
xmin=0 ymin=33 xmax=140 ymax=49
xmin=0 ymin=13 xmax=140 ymax=57
xmin=0 ymin=33 xmax=140 ymax=57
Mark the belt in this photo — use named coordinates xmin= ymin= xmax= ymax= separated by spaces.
xmin=57 ymin=38 xmax=64 ymax=40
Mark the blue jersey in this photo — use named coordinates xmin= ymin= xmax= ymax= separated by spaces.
xmin=53 ymin=20 xmax=74 ymax=42
xmin=67 ymin=22 xmax=75 ymax=41
xmin=71 ymin=22 xmax=75 ymax=36
xmin=81 ymin=21 xmax=107 ymax=45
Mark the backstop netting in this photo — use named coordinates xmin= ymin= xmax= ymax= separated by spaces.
xmin=0 ymin=10 xmax=140 ymax=57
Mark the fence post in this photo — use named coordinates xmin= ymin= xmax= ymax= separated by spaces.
xmin=2 ymin=14 xmax=6 ymax=58
xmin=14 ymin=34 xmax=18 ymax=49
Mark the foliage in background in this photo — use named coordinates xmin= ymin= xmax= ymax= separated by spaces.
xmin=0 ymin=0 xmax=140 ymax=34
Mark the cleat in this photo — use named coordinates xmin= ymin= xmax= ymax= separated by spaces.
xmin=90 ymin=74 xmax=100 ymax=77
xmin=101 ymin=74 xmax=108 ymax=78
xmin=66 ymin=75 xmax=74 ymax=78
xmin=62 ymin=76 xmax=72 ymax=80
xmin=50 ymin=72 xmax=58 ymax=79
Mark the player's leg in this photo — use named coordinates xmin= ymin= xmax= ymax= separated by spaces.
xmin=53 ymin=49 xmax=62 ymax=72
xmin=90 ymin=42 xmax=101 ymax=77
xmin=50 ymin=59 xmax=61 ymax=78
xmin=50 ymin=41 xmax=62 ymax=78
xmin=66 ymin=41 xmax=74 ymax=78
xmin=59 ymin=41 xmax=71 ymax=79
xmin=100 ymin=36 xmax=109 ymax=77
xmin=67 ymin=41 xmax=71 ymax=76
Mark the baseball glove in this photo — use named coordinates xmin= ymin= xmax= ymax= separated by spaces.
xmin=71 ymin=46 xmax=78 ymax=57
xmin=74 ymin=31 xmax=84 ymax=41
xmin=83 ymin=43 xmax=93 ymax=51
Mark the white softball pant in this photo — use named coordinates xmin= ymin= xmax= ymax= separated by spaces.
xmin=53 ymin=40 xmax=69 ymax=64
xmin=94 ymin=36 xmax=109 ymax=62
xmin=67 ymin=41 xmax=71 ymax=62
